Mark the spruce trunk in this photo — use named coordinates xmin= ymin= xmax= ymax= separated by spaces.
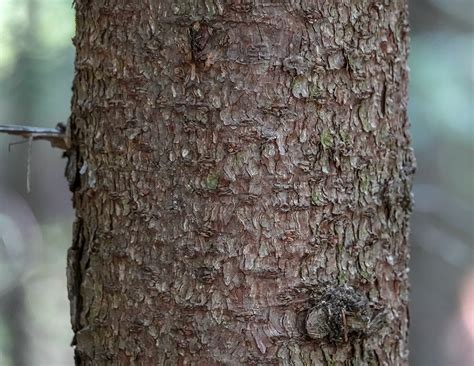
xmin=68 ymin=1 xmax=414 ymax=364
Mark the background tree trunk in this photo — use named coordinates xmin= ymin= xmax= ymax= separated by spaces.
xmin=68 ymin=0 xmax=414 ymax=364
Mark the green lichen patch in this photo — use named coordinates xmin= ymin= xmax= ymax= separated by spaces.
xmin=337 ymin=271 xmax=348 ymax=285
xmin=204 ymin=172 xmax=219 ymax=190
xmin=309 ymin=84 xmax=324 ymax=100
xmin=320 ymin=129 xmax=334 ymax=149
xmin=359 ymin=171 xmax=370 ymax=194
xmin=311 ymin=192 xmax=324 ymax=206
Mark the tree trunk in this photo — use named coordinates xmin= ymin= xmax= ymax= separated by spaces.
xmin=68 ymin=1 xmax=414 ymax=364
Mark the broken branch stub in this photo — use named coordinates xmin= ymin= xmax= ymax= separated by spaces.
xmin=0 ymin=123 xmax=69 ymax=150
xmin=305 ymin=286 xmax=387 ymax=343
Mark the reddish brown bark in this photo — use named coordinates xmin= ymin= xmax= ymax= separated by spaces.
xmin=68 ymin=1 xmax=414 ymax=364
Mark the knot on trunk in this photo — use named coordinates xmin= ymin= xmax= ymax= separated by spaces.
xmin=189 ymin=22 xmax=228 ymax=68
xmin=305 ymin=286 xmax=386 ymax=343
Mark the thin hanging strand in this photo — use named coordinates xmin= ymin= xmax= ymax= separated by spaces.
xmin=26 ymin=135 xmax=33 ymax=193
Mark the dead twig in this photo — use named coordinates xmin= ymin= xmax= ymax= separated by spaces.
xmin=0 ymin=123 xmax=69 ymax=150
xmin=0 ymin=123 xmax=70 ymax=193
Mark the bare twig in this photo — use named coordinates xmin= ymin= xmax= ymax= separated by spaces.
xmin=8 ymin=139 xmax=29 ymax=152
xmin=0 ymin=123 xmax=69 ymax=150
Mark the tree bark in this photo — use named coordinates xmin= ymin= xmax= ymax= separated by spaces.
xmin=68 ymin=0 xmax=414 ymax=364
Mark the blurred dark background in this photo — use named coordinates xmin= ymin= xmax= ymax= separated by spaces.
xmin=0 ymin=0 xmax=472 ymax=365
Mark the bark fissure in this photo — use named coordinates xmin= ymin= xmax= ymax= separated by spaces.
xmin=67 ymin=219 xmax=85 ymax=335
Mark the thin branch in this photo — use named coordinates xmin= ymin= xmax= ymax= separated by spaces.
xmin=0 ymin=123 xmax=69 ymax=150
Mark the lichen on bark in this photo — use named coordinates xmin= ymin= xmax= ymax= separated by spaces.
xmin=68 ymin=0 xmax=414 ymax=364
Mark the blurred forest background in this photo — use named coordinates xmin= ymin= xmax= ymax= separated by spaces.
xmin=0 ymin=0 xmax=472 ymax=365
